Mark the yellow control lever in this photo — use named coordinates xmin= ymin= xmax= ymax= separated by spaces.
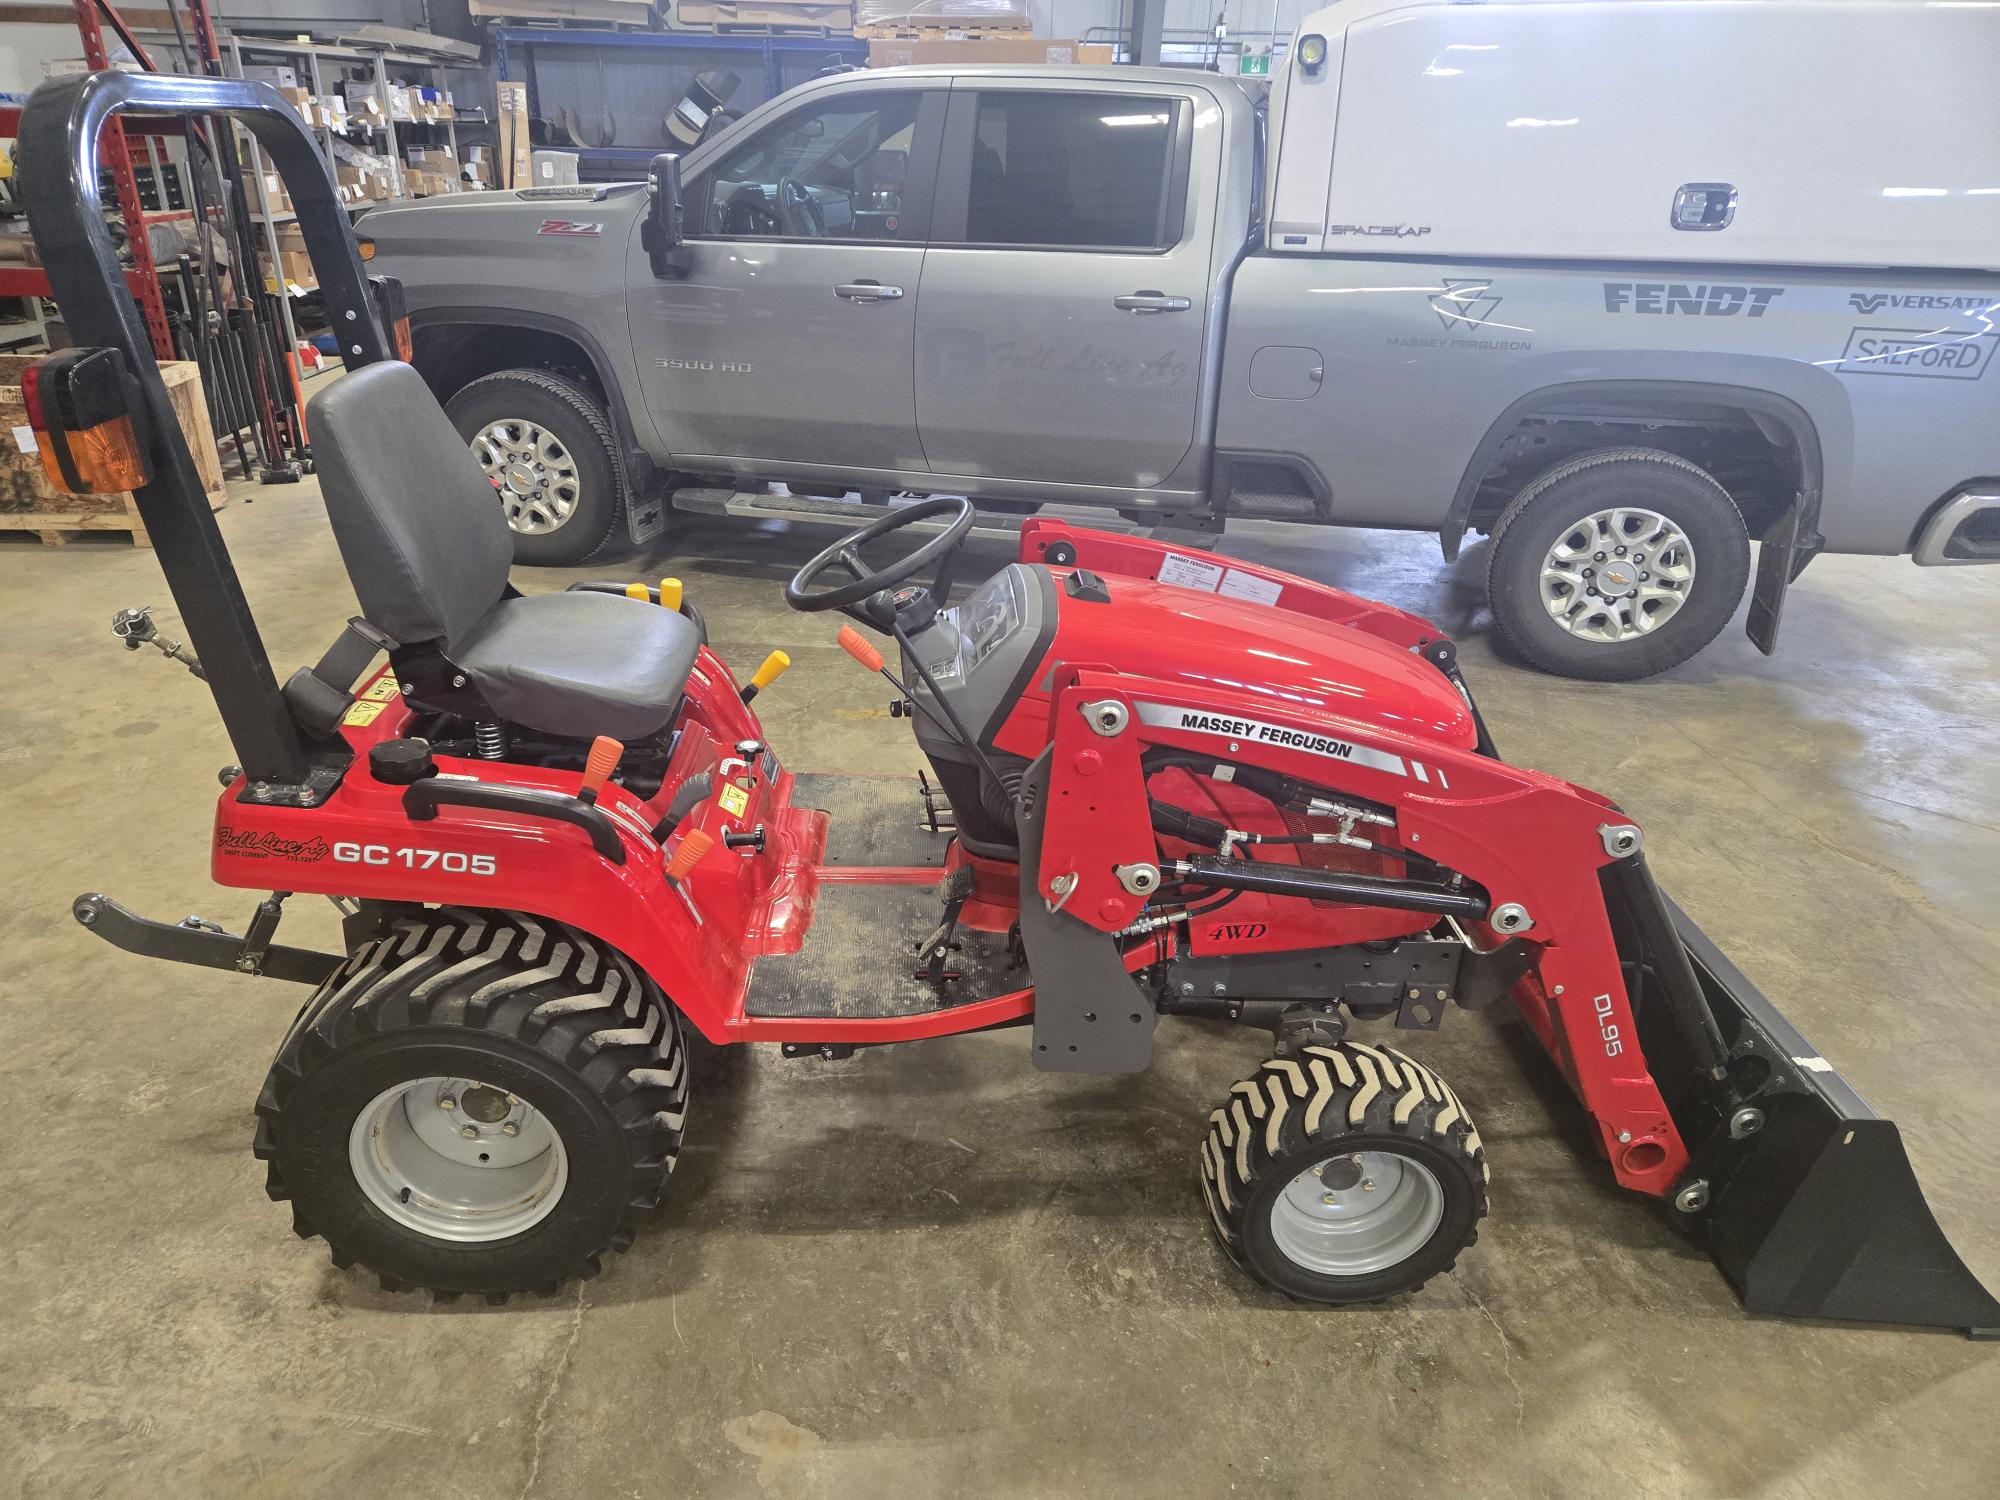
xmin=740 ymin=649 xmax=791 ymax=704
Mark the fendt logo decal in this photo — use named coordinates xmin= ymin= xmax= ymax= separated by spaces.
xmin=1429 ymin=279 xmax=1505 ymax=332
xmin=1832 ymin=327 xmax=1998 ymax=380
xmin=1602 ymin=283 xmax=1785 ymax=318
xmin=1133 ymin=702 xmax=1410 ymax=778
xmin=1849 ymin=291 xmax=1997 ymax=315
xmin=537 ymin=218 xmax=604 ymax=237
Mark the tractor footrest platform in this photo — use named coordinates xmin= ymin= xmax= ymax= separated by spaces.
xmin=744 ymin=882 xmax=1023 ymax=1020
xmin=793 ymin=772 xmax=951 ymax=870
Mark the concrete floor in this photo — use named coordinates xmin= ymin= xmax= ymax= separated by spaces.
xmin=2 ymin=479 xmax=1997 ymax=1498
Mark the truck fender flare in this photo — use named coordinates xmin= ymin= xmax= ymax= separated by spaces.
xmin=407 ymin=306 xmax=653 ymax=489
xmin=1440 ymin=379 xmax=1826 ymax=654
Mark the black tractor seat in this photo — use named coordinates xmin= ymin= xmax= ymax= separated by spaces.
xmin=309 ymin=362 xmax=697 ymax=742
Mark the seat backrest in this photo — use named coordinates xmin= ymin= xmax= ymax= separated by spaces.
xmin=308 ymin=361 xmax=513 ymax=648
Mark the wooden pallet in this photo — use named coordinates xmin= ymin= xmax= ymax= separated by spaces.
xmin=711 ymin=20 xmax=843 ymax=34
xmin=852 ymin=22 xmax=1030 ymax=39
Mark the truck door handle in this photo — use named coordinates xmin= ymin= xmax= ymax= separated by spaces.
xmin=834 ymin=280 xmax=904 ymax=302
xmin=1114 ymin=291 xmax=1191 ymax=314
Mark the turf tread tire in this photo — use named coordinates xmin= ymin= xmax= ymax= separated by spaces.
xmin=253 ymin=907 xmax=687 ymax=1300
xmin=1485 ymin=446 xmax=1750 ymax=681
xmin=1200 ymin=1041 xmax=1488 ymax=1303
xmin=444 ymin=368 xmax=630 ymax=566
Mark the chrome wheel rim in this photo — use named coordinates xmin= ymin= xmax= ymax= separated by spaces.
xmin=1539 ymin=506 xmax=1696 ymax=643
xmin=348 ymin=1076 xmax=568 ymax=1243
xmin=1268 ymin=1150 xmax=1445 ymax=1276
xmin=471 ymin=419 xmax=580 ymax=536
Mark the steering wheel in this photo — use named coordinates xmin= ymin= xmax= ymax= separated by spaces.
xmin=776 ymin=177 xmax=827 ymax=238
xmin=723 ymin=183 xmax=782 ymax=236
xmin=785 ymin=497 xmax=976 ymax=613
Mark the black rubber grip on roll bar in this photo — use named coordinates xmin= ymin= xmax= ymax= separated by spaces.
xmin=403 ymin=779 xmax=626 ymax=863
xmin=1175 ymin=855 xmax=1488 ymax=918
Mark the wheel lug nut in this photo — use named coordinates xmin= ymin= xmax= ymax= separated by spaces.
xmin=439 ymin=1096 xmax=456 ymax=1111
xmin=1615 ymin=546 xmax=1627 ymax=555
xmin=458 ymin=1124 xmax=479 ymax=1139
xmin=1594 ymin=552 xmax=1606 ymax=561
xmin=1311 ymin=1164 xmax=1324 ymax=1177
xmin=1321 ymin=1193 xmax=1337 ymax=1205
xmin=501 ymin=1122 xmax=520 ymax=1137
xmin=1362 ymin=1180 xmax=1376 ymax=1192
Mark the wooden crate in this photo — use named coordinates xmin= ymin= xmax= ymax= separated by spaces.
xmin=0 ymin=358 xmax=228 ymax=547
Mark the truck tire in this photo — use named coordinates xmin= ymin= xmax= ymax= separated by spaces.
xmin=445 ymin=369 xmax=629 ymax=566
xmin=1200 ymin=1042 xmax=1488 ymax=1304
xmin=253 ymin=908 xmax=688 ymax=1301
xmin=1485 ymin=447 xmax=1750 ymax=681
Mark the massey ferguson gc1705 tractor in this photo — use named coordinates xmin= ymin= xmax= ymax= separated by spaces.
xmin=21 ymin=72 xmax=1998 ymax=1331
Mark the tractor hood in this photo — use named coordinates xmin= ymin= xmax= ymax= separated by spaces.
xmin=1046 ymin=575 xmax=1479 ymax=749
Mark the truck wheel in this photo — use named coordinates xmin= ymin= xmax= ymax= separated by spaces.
xmin=253 ymin=908 xmax=688 ymax=1301
xmin=445 ymin=369 xmax=629 ymax=566
xmin=1200 ymin=1042 xmax=1487 ymax=1303
xmin=1485 ymin=447 xmax=1750 ymax=680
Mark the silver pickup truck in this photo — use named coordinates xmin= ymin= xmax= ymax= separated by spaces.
xmin=363 ymin=1 xmax=2000 ymax=680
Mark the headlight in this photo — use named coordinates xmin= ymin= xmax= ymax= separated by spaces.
xmin=1297 ymin=34 xmax=1328 ymax=75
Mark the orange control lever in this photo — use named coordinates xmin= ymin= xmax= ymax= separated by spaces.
xmin=837 ymin=624 xmax=884 ymax=674
xmin=664 ymin=828 xmax=716 ymax=886
xmin=578 ymin=735 xmax=623 ymax=805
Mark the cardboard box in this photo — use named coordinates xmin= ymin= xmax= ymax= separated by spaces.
xmin=243 ymin=64 xmax=300 ymax=91
xmin=868 ymin=37 xmax=1081 ymax=67
xmin=497 ymin=81 xmax=532 ymax=190
xmin=531 ymin=150 xmax=582 ymax=186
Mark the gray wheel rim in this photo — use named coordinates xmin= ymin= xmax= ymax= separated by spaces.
xmin=1538 ymin=506 xmax=1696 ymax=643
xmin=348 ymin=1076 xmax=568 ymax=1243
xmin=471 ymin=419 xmax=581 ymax=536
xmin=1268 ymin=1150 xmax=1445 ymax=1276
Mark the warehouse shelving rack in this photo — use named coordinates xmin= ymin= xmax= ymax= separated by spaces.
xmin=491 ymin=25 xmax=865 ymax=180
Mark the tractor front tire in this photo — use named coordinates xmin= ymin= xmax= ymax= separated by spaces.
xmin=445 ymin=369 xmax=629 ymax=566
xmin=254 ymin=908 xmax=688 ymax=1301
xmin=1200 ymin=1041 xmax=1488 ymax=1304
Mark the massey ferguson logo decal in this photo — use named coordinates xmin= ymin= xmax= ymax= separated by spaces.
xmin=215 ymin=826 xmax=331 ymax=863
xmin=537 ymin=218 xmax=604 ymax=236
xmin=1329 ymin=223 xmax=1431 ymax=239
xmin=1833 ymin=327 xmax=1998 ymax=380
xmin=1849 ymin=291 xmax=1997 ymax=315
xmin=1430 ymin=279 xmax=1505 ymax=332
xmin=1603 ymin=283 xmax=1784 ymax=318
xmin=1133 ymin=702 xmax=1411 ymax=778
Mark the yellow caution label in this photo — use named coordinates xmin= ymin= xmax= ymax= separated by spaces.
xmin=343 ymin=698 xmax=388 ymax=727
xmin=359 ymin=676 xmax=401 ymax=702
xmin=718 ymin=783 xmax=749 ymax=818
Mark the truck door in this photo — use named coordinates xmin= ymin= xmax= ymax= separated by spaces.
xmin=627 ymin=87 xmax=944 ymax=472
xmin=915 ymin=83 xmax=1214 ymax=489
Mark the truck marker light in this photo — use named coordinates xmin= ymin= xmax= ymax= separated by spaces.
xmin=23 ymin=350 xmax=151 ymax=495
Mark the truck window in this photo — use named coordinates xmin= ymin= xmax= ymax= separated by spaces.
xmin=694 ymin=92 xmax=923 ymax=242
xmin=962 ymin=93 xmax=1178 ymax=250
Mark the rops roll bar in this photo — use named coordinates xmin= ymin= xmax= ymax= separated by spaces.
xmin=16 ymin=71 xmax=396 ymax=793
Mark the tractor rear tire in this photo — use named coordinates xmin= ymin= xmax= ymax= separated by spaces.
xmin=253 ymin=908 xmax=688 ymax=1301
xmin=1200 ymin=1041 xmax=1488 ymax=1303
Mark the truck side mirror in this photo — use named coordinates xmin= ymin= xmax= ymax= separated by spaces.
xmin=642 ymin=152 xmax=692 ymax=279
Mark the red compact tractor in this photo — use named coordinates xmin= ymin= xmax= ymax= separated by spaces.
xmin=22 ymin=71 xmax=1997 ymax=1331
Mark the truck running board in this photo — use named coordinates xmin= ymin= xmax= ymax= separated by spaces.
xmin=1606 ymin=866 xmax=2000 ymax=1336
xmin=668 ymin=487 xmax=1221 ymax=549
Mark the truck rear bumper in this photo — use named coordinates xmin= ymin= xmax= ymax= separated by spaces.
xmin=1913 ymin=489 xmax=2000 ymax=565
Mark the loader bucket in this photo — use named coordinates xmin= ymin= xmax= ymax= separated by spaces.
xmin=1605 ymin=860 xmax=1999 ymax=1336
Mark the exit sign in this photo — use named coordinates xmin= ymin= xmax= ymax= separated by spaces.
xmin=1239 ymin=52 xmax=1271 ymax=76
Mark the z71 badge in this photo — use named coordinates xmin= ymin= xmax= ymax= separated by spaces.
xmin=537 ymin=219 xmax=604 ymax=237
